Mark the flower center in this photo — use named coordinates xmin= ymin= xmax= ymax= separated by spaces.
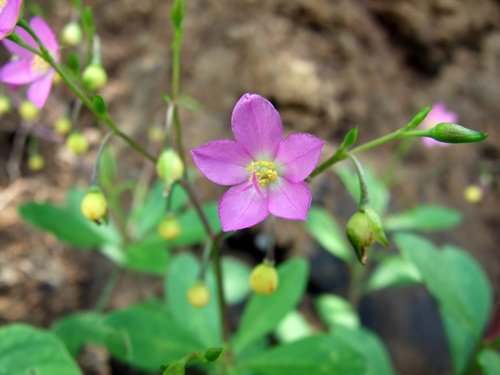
xmin=246 ymin=160 xmax=278 ymax=187
xmin=31 ymin=55 xmax=50 ymax=73
xmin=0 ymin=0 xmax=6 ymax=12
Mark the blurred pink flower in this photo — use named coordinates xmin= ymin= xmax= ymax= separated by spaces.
xmin=0 ymin=16 xmax=59 ymax=108
xmin=191 ymin=93 xmax=325 ymax=232
xmin=0 ymin=0 xmax=22 ymax=40
xmin=421 ymin=102 xmax=458 ymax=148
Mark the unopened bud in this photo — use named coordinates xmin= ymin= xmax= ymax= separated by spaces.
xmin=82 ymin=64 xmax=108 ymax=91
xmin=156 ymin=148 xmax=184 ymax=194
xmin=54 ymin=117 xmax=72 ymax=135
xmin=0 ymin=95 xmax=12 ymax=116
xmin=428 ymin=123 xmax=487 ymax=144
xmin=19 ymin=100 xmax=39 ymax=120
xmin=187 ymin=282 xmax=210 ymax=308
xmin=66 ymin=132 xmax=89 ymax=154
xmin=250 ymin=263 xmax=278 ymax=295
xmin=28 ymin=154 xmax=45 ymax=171
xmin=464 ymin=185 xmax=483 ymax=203
xmin=158 ymin=217 xmax=181 ymax=240
xmin=61 ymin=22 xmax=83 ymax=46
xmin=81 ymin=188 xmax=107 ymax=222
xmin=346 ymin=208 xmax=388 ymax=265
xmin=204 ymin=348 xmax=223 ymax=362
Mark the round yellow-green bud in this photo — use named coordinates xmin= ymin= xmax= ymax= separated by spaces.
xmin=464 ymin=185 xmax=483 ymax=203
xmin=66 ymin=132 xmax=89 ymax=154
xmin=81 ymin=188 xmax=108 ymax=221
xmin=250 ymin=263 xmax=279 ymax=295
xmin=19 ymin=100 xmax=39 ymax=120
xmin=148 ymin=125 xmax=165 ymax=143
xmin=61 ymin=22 xmax=83 ymax=46
xmin=54 ymin=117 xmax=72 ymax=135
xmin=28 ymin=154 xmax=45 ymax=171
xmin=156 ymin=148 xmax=184 ymax=194
xmin=187 ymin=282 xmax=210 ymax=308
xmin=82 ymin=64 xmax=108 ymax=91
xmin=158 ymin=217 xmax=181 ymax=241
xmin=0 ymin=95 xmax=11 ymax=116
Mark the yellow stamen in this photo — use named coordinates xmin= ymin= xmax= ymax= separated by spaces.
xmin=0 ymin=0 xmax=6 ymax=11
xmin=246 ymin=160 xmax=278 ymax=187
xmin=31 ymin=55 xmax=50 ymax=73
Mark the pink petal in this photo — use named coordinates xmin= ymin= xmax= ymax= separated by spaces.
xmin=30 ymin=16 xmax=60 ymax=59
xmin=268 ymin=179 xmax=311 ymax=221
xmin=219 ymin=183 xmax=269 ymax=231
xmin=0 ymin=0 xmax=22 ymax=39
xmin=190 ymin=139 xmax=252 ymax=186
xmin=27 ymin=73 xmax=54 ymax=108
xmin=0 ymin=60 xmax=42 ymax=84
xmin=231 ymin=93 xmax=283 ymax=159
xmin=275 ymin=133 xmax=325 ymax=182
xmin=422 ymin=137 xmax=451 ymax=148
xmin=2 ymin=27 xmax=37 ymax=59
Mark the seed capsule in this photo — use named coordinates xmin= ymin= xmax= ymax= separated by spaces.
xmin=250 ymin=263 xmax=278 ymax=295
xmin=187 ymin=282 xmax=210 ymax=308
xmin=66 ymin=132 xmax=89 ymax=154
xmin=158 ymin=217 xmax=181 ymax=241
xmin=81 ymin=188 xmax=108 ymax=222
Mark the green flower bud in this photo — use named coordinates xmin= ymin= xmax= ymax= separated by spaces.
xmin=28 ymin=154 xmax=45 ymax=171
xmin=81 ymin=188 xmax=107 ymax=222
xmin=82 ymin=64 xmax=108 ymax=91
xmin=187 ymin=282 xmax=210 ymax=308
xmin=54 ymin=117 xmax=72 ymax=135
xmin=66 ymin=132 xmax=89 ymax=154
xmin=19 ymin=100 xmax=39 ymax=120
xmin=0 ymin=95 xmax=12 ymax=116
xmin=156 ymin=148 xmax=184 ymax=194
xmin=162 ymin=361 xmax=185 ymax=375
xmin=158 ymin=217 xmax=181 ymax=240
xmin=61 ymin=22 xmax=83 ymax=46
xmin=204 ymin=348 xmax=223 ymax=362
xmin=428 ymin=123 xmax=487 ymax=144
xmin=346 ymin=208 xmax=388 ymax=265
xmin=250 ymin=263 xmax=279 ymax=295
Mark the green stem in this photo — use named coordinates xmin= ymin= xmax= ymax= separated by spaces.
xmin=94 ymin=266 xmax=122 ymax=313
xmin=211 ymin=241 xmax=231 ymax=348
xmin=13 ymin=22 xmax=156 ymax=164
xmin=347 ymin=152 xmax=370 ymax=211
xmin=90 ymin=131 xmax=113 ymax=186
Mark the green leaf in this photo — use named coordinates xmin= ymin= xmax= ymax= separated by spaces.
xmin=165 ymin=253 xmax=222 ymax=348
xmin=131 ymin=181 xmax=167 ymax=240
xmin=232 ymin=258 xmax=309 ymax=355
xmin=340 ymin=126 xmax=358 ymax=150
xmin=52 ymin=312 xmax=126 ymax=357
xmin=239 ymin=334 xmax=365 ymax=375
xmin=0 ymin=324 xmax=82 ymax=375
xmin=93 ymin=95 xmax=107 ymax=114
xmin=384 ymin=205 xmax=462 ymax=232
xmin=67 ymin=52 xmax=80 ymax=76
xmin=336 ymin=163 xmax=390 ymax=215
xmin=364 ymin=255 xmax=421 ymax=293
xmin=304 ymin=206 xmax=352 ymax=262
xmin=478 ymin=349 xmax=500 ymax=375
xmin=123 ymin=236 xmax=170 ymax=275
xmin=82 ymin=6 xmax=95 ymax=37
xmin=274 ymin=310 xmax=313 ymax=344
xmin=402 ymin=105 xmax=433 ymax=131
xmin=104 ymin=306 xmax=204 ymax=372
xmin=395 ymin=233 xmax=492 ymax=374
xmin=222 ymin=256 xmax=252 ymax=305
xmin=316 ymin=294 xmax=359 ymax=330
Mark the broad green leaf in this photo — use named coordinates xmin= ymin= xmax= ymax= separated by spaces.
xmin=104 ymin=306 xmax=204 ymax=372
xmin=0 ymin=324 xmax=82 ymax=375
xmin=274 ymin=310 xmax=313 ymax=343
xmin=304 ymin=206 xmax=352 ymax=262
xmin=384 ymin=205 xmax=462 ymax=232
xmin=364 ymin=255 xmax=421 ymax=293
xmin=336 ymin=163 xmax=390 ymax=215
xmin=232 ymin=258 xmax=309 ymax=355
xmin=316 ymin=294 xmax=359 ymax=330
xmin=395 ymin=233 xmax=492 ymax=374
xmin=124 ymin=236 xmax=170 ymax=275
xmin=239 ymin=334 xmax=365 ymax=375
xmin=478 ymin=349 xmax=500 ymax=375
xmin=165 ymin=253 xmax=222 ymax=348
xmin=131 ymin=181 xmax=167 ymax=239
xmin=331 ymin=326 xmax=395 ymax=375
xmin=222 ymin=257 xmax=252 ymax=305
xmin=52 ymin=312 xmax=126 ymax=357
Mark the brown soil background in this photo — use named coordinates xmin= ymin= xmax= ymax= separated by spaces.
xmin=0 ymin=1 xmax=499 ymax=374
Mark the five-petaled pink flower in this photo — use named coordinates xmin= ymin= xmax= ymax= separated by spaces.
xmin=191 ymin=93 xmax=325 ymax=232
xmin=0 ymin=16 xmax=59 ymax=108
xmin=0 ymin=0 xmax=22 ymax=41
xmin=421 ymin=102 xmax=458 ymax=148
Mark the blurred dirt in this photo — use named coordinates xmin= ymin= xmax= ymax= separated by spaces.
xmin=1 ymin=0 xmax=499 ymax=374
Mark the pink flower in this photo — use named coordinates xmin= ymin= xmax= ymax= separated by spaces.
xmin=0 ymin=16 xmax=59 ymax=108
xmin=421 ymin=102 xmax=458 ymax=148
xmin=191 ymin=94 xmax=325 ymax=232
xmin=0 ymin=0 xmax=22 ymax=40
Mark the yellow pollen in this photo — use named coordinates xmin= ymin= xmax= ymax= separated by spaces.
xmin=246 ymin=161 xmax=278 ymax=187
xmin=31 ymin=55 xmax=50 ymax=73
xmin=0 ymin=0 xmax=6 ymax=11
